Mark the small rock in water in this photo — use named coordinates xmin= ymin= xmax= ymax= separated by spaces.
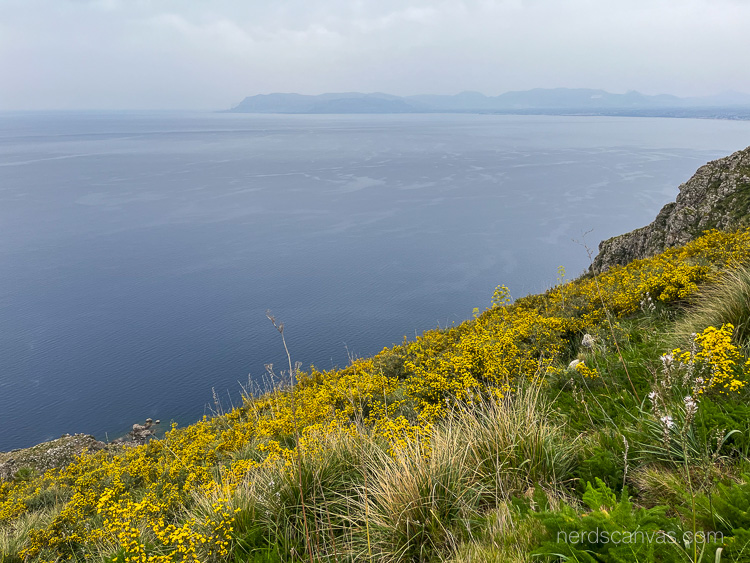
xmin=115 ymin=418 xmax=161 ymax=446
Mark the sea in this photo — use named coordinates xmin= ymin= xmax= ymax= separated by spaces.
xmin=1 ymin=111 xmax=749 ymax=451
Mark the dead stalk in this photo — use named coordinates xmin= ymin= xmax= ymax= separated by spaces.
xmin=267 ymin=311 xmax=314 ymax=563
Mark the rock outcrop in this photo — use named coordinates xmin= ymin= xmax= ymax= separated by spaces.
xmin=0 ymin=419 xmax=161 ymax=481
xmin=592 ymin=146 xmax=750 ymax=272
xmin=0 ymin=434 xmax=105 ymax=481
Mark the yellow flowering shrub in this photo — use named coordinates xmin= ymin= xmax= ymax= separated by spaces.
xmin=670 ymin=324 xmax=749 ymax=395
xmin=404 ymin=307 xmax=565 ymax=418
xmin=575 ymin=362 xmax=599 ymax=379
xmin=535 ymin=229 xmax=750 ymax=328
xmin=372 ymin=414 xmax=432 ymax=457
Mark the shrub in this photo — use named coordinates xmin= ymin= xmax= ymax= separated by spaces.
xmin=530 ymin=479 xmax=693 ymax=563
xmin=575 ymin=430 xmax=626 ymax=494
xmin=693 ymin=476 xmax=750 ymax=535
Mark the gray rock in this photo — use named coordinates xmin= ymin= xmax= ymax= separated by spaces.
xmin=112 ymin=418 xmax=161 ymax=446
xmin=0 ymin=434 xmax=105 ymax=481
xmin=592 ymin=146 xmax=750 ymax=272
xmin=0 ymin=418 xmax=162 ymax=480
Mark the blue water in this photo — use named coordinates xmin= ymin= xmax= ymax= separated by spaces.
xmin=1 ymin=112 xmax=749 ymax=451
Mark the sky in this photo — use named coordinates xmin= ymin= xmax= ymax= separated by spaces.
xmin=1 ymin=0 xmax=749 ymax=110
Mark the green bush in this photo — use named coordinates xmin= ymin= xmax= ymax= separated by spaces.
xmin=723 ymin=528 xmax=750 ymax=562
xmin=530 ymin=479 xmax=695 ymax=562
xmin=693 ymin=476 xmax=750 ymax=535
xmin=694 ymin=397 xmax=750 ymax=457
xmin=576 ymin=447 xmax=625 ymax=495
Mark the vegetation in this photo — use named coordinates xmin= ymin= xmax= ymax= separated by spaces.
xmin=4 ymin=228 xmax=750 ymax=562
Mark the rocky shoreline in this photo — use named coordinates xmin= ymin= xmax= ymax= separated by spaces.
xmin=0 ymin=419 xmax=160 ymax=481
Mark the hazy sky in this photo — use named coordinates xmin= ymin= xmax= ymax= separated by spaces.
xmin=2 ymin=0 xmax=749 ymax=110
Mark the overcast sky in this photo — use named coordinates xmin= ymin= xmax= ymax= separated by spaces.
xmin=1 ymin=0 xmax=749 ymax=110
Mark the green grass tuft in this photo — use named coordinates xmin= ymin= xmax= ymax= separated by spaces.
xmin=676 ymin=264 xmax=750 ymax=349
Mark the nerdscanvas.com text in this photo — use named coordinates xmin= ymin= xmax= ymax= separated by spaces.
xmin=557 ymin=529 xmax=723 ymax=546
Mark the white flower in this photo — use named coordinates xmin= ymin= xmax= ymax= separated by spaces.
xmin=648 ymin=391 xmax=658 ymax=402
xmin=660 ymin=415 xmax=674 ymax=429
xmin=684 ymin=395 xmax=698 ymax=416
xmin=660 ymin=353 xmax=674 ymax=373
xmin=582 ymin=334 xmax=595 ymax=349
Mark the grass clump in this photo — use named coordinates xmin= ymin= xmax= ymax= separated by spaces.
xmin=458 ymin=385 xmax=578 ymax=501
xmin=0 ymin=509 xmax=59 ymax=563
xmin=448 ymin=501 xmax=544 ymax=563
xmin=361 ymin=429 xmax=476 ymax=562
xmin=676 ymin=265 xmax=750 ymax=349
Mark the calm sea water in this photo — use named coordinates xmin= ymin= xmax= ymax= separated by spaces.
xmin=1 ymin=112 xmax=749 ymax=451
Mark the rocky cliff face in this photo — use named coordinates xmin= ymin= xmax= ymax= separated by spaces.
xmin=592 ymin=146 xmax=750 ymax=272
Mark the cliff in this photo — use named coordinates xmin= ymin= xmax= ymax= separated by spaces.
xmin=592 ymin=145 xmax=750 ymax=272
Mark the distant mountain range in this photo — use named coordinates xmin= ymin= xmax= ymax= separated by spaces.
xmin=226 ymin=88 xmax=750 ymax=118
